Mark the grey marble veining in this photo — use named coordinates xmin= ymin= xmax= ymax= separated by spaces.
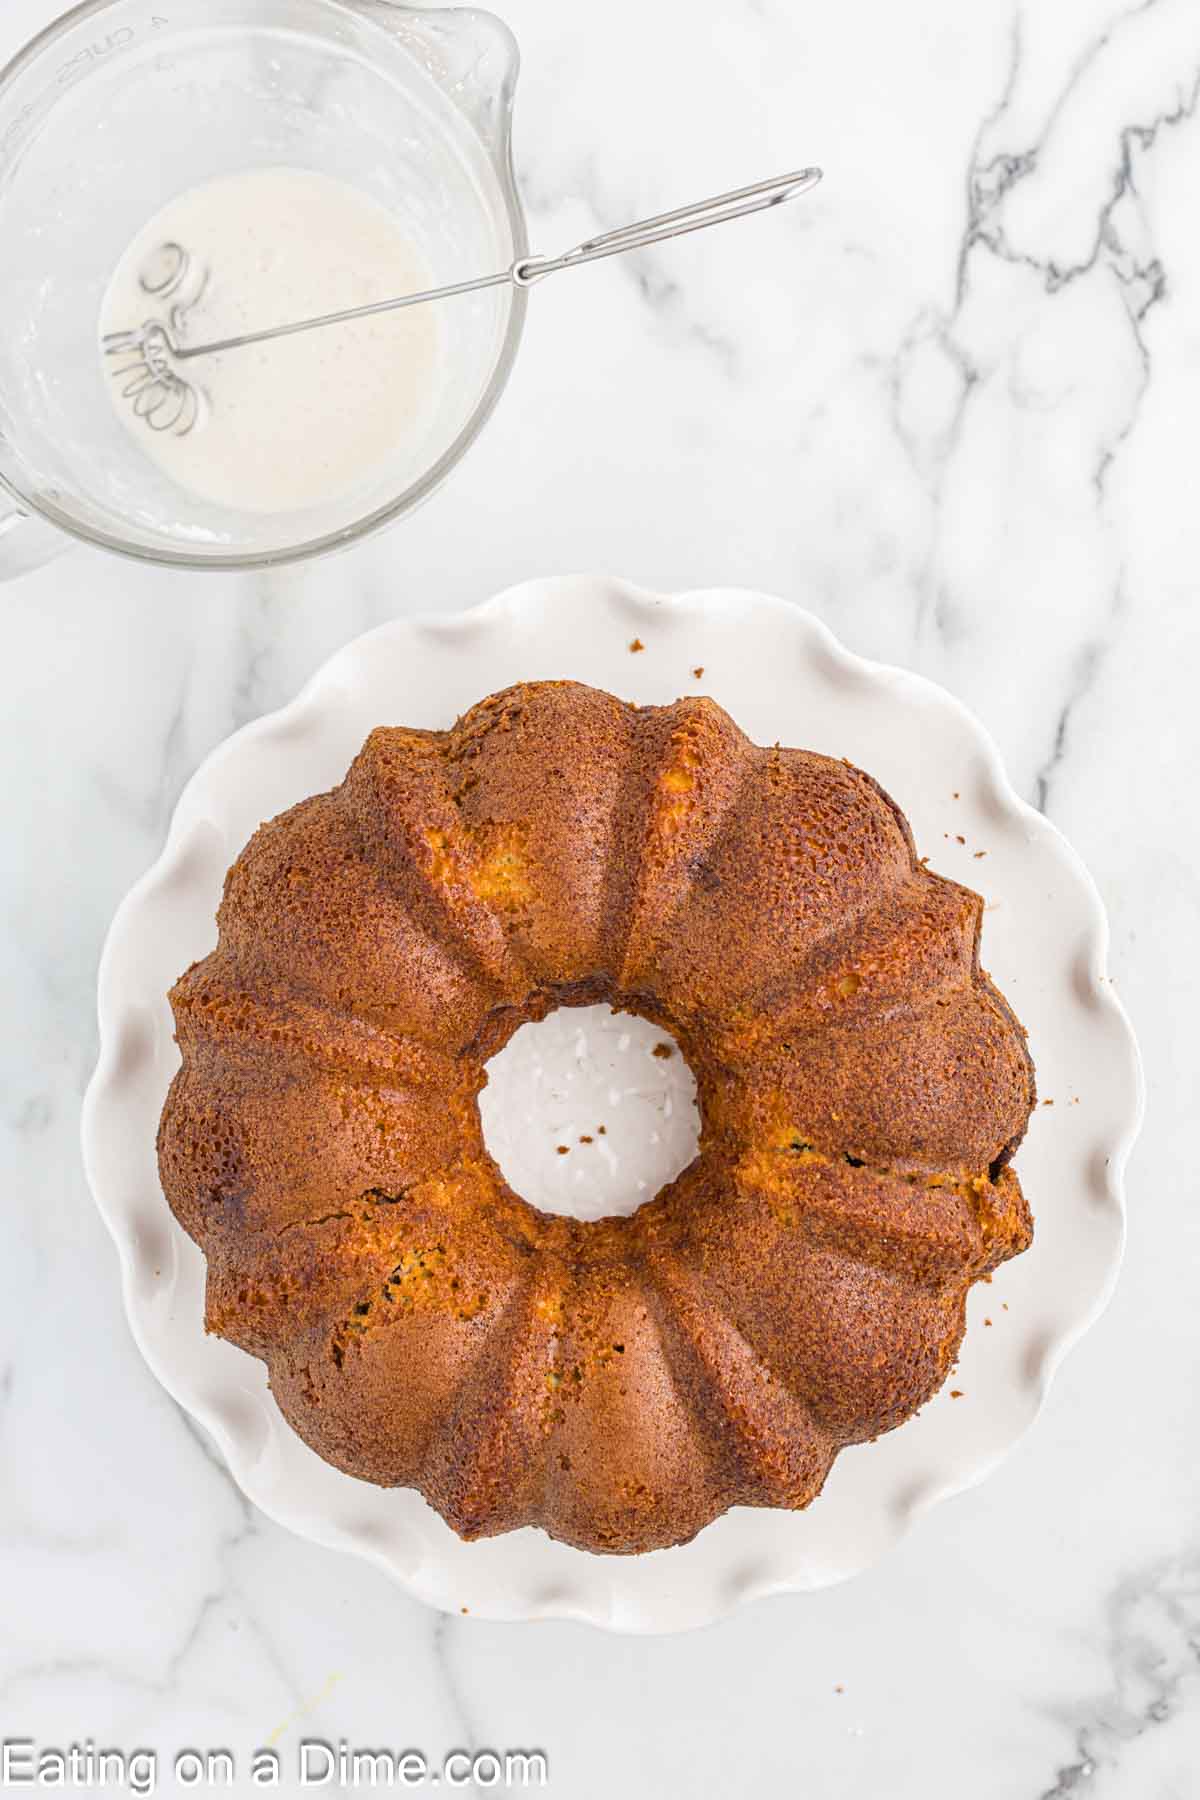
xmin=2 ymin=0 xmax=1196 ymax=1793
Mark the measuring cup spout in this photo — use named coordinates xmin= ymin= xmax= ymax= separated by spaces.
xmin=358 ymin=3 xmax=522 ymax=172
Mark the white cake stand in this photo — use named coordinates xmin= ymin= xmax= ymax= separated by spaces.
xmin=81 ymin=578 xmax=1142 ymax=1634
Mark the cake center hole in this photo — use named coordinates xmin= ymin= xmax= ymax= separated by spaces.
xmin=479 ymin=1005 xmax=701 ymax=1221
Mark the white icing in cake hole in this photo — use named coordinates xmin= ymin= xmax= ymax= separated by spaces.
xmin=479 ymin=1006 xmax=701 ymax=1221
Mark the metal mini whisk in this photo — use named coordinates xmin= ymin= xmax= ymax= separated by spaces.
xmin=102 ymin=168 xmax=821 ymax=436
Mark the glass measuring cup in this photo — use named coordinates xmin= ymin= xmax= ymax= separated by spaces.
xmin=0 ymin=0 xmax=527 ymax=575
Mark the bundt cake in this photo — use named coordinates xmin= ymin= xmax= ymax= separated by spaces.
xmin=159 ymin=680 xmax=1035 ymax=1555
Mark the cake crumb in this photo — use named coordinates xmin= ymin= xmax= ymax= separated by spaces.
xmin=955 ymin=834 xmax=966 ymax=846
xmin=1042 ymin=1098 xmax=1054 ymax=1107
xmin=580 ymin=1134 xmax=594 ymax=1145
xmin=834 ymin=1684 xmax=845 ymax=1695
xmin=652 ymin=1042 xmax=674 ymax=1059
xmin=974 ymin=849 xmax=987 ymax=859
xmin=984 ymin=1317 xmax=993 ymax=1327
xmin=556 ymin=1145 xmax=570 ymax=1156
xmin=953 ymin=790 xmax=960 ymax=799
xmin=461 ymin=1606 xmax=469 ymax=1615
xmin=598 ymin=1125 xmax=607 ymax=1136
xmin=629 ymin=638 xmax=645 ymax=654
xmin=949 ymin=1389 xmax=964 ymax=1399
xmin=1002 ymin=1302 xmax=1009 ymax=1312
xmin=693 ymin=665 xmax=705 ymax=679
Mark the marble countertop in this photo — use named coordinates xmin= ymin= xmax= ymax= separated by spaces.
xmin=3 ymin=0 xmax=1196 ymax=1793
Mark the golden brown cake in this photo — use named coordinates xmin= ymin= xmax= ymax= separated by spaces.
xmin=159 ymin=681 xmax=1035 ymax=1555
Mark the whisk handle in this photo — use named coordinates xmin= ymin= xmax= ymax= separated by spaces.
xmin=513 ymin=167 xmax=822 ymax=285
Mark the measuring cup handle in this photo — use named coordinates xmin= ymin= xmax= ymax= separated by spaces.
xmin=0 ymin=490 xmax=70 ymax=583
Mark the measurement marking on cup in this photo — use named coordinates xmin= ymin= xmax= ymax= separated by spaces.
xmin=0 ymin=102 xmax=36 ymax=158
xmin=57 ymin=29 xmax=136 ymax=80
xmin=2 ymin=20 xmax=172 ymax=166
xmin=55 ymin=18 xmax=169 ymax=84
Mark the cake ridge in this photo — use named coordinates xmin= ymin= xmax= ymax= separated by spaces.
xmin=616 ymin=698 xmax=760 ymax=994
xmin=717 ymin=867 xmax=980 ymax=1048
xmin=729 ymin=1147 xmax=1030 ymax=1293
xmin=343 ymin=726 xmax=527 ymax=1009
xmin=536 ymin=1252 xmax=741 ymax=1562
xmin=433 ymin=713 xmax=546 ymax=993
xmin=639 ymin=1246 xmax=836 ymax=1511
xmin=203 ymin=1196 xmax=424 ymax=1358
xmin=437 ymin=682 xmax=651 ymax=995
xmin=620 ymin=739 xmax=920 ymax=1029
xmin=680 ymin=1235 xmax=966 ymax=1444
xmin=171 ymin=971 xmax=467 ymax=1085
xmin=416 ymin=1267 xmax=557 ymax=1541
xmin=213 ymin=789 xmax=509 ymax=1051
